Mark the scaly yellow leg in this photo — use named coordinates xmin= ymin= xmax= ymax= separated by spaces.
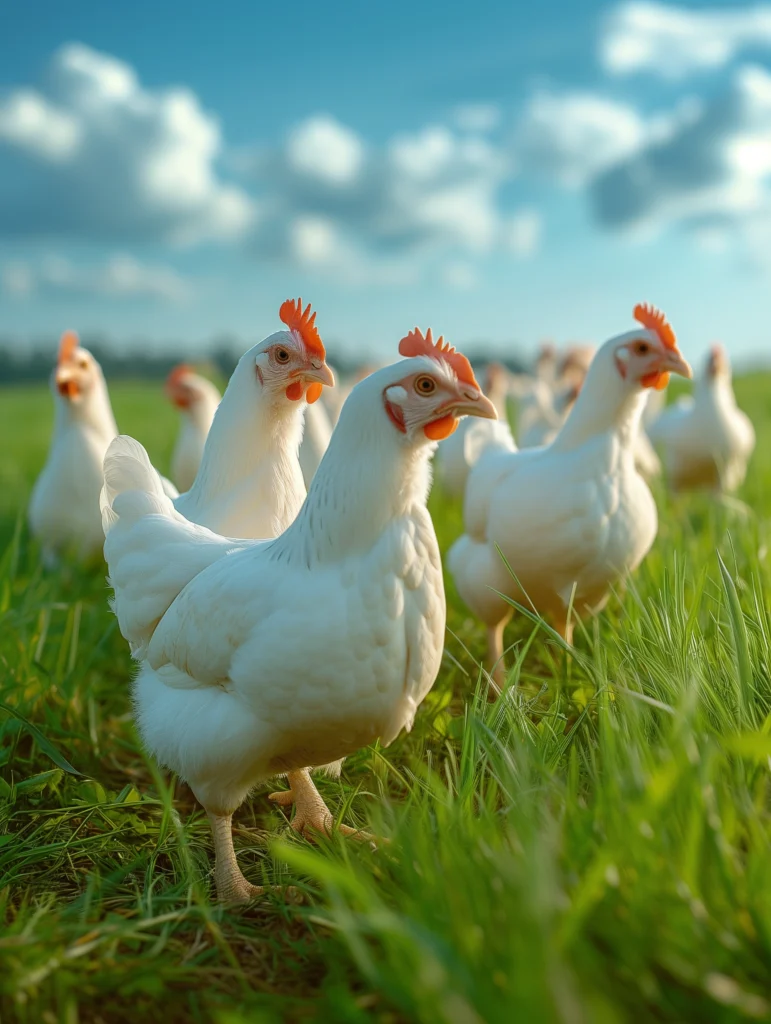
xmin=269 ymin=768 xmax=373 ymax=843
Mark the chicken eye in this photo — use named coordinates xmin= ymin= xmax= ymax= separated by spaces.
xmin=414 ymin=375 xmax=436 ymax=396
xmin=635 ymin=342 xmax=650 ymax=356
xmin=274 ymin=347 xmax=291 ymax=364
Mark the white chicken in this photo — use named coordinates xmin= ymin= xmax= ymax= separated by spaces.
xmin=449 ymin=304 xmax=692 ymax=684
xmin=173 ymin=299 xmax=334 ymax=539
xmin=435 ymin=362 xmax=515 ymax=497
xmin=534 ymin=341 xmax=558 ymax=385
xmin=648 ymin=344 xmax=755 ymax=494
xmin=29 ymin=331 xmax=118 ymax=566
xmin=515 ymin=377 xmax=581 ymax=449
xmin=558 ymin=344 xmax=596 ymax=387
xmin=101 ymin=327 xmax=496 ymax=902
xmin=166 ymin=365 xmax=222 ymax=493
xmin=514 ymin=343 xmax=594 ymax=449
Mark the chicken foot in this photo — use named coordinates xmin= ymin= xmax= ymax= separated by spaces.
xmin=269 ymin=768 xmax=373 ymax=843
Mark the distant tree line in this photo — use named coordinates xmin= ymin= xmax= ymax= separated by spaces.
xmin=0 ymin=334 xmax=243 ymax=385
xmin=0 ymin=333 xmax=528 ymax=385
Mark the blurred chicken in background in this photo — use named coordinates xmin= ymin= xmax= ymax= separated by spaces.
xmin=29 ymin=331 xmax=118 ymax=566
xmin=511 ymin=342 xmax=592 ymax=449
xmin=166 ymin=365 xmax=221 ymax=493
xmin=649 ymin=344 xmax=755 ymax=493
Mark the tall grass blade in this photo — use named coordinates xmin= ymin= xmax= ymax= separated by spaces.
xmin=0 ymin=699 xmax=83 ymax=775
xmin=717 ymin=550 xmax=753 ymax=727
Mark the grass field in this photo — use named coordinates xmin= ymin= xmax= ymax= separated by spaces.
xmin=2 ymin=375 xmax=771 ymax=1024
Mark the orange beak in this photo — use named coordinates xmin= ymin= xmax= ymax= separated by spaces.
xmin=663 ymin=346 xmax=692 ymax=380
xmin=643 ymin=346 xmax=692 ymax=391
xmin=289 ymin=358 xmax=335 ymax=403
xmin=424 ymin=387 xmax=497 ymax=441
xmin=55 ymin=367 xmax=79 ymax=400
xmin=300 ymin=359 xmax=335 ymax=389
xmin=56 ymin=377 xmax=79 ymax=400
xmin=444 ymin=388 xmax=498 ymax=421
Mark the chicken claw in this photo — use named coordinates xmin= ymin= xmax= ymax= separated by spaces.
xmin=269 ymin=769 xmax=375 ymax=844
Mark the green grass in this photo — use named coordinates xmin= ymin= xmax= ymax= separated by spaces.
xmin=1 ymin=377 xmax=771 ymax=1023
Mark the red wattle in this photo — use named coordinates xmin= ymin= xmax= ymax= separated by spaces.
xmin=424 ymin=415 xmax=458 ymax=441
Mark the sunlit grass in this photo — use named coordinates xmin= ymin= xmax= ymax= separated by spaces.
xmin=1 ymin=376 xmax=770 ymax=1022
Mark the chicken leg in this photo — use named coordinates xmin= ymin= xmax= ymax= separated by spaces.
xmin=554 ymin=612 xmax=575 ymax=647
xmin=487 ymin=621 xmax=507 ymax=696
xmin=207 ymin=811 xmax=264 ymax=904
xmin=269 ymin=768 xmax=372 ymax=842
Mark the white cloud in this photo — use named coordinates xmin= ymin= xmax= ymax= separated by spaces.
xmin=288 ymin=219 xmax=418 ymax=287
xmin=590 ymin=64 xmax=771 ymax=234
xmin=516 ymin=89 xmax=647 ymax=186
xmin=0 ymin=44 xmax=540 ymax=288
xmin=0 ymin=90 xmax=81 ymax=161
xmin=1 ymin=253 xmax=191 ymax=302
xmin=0 ymin=43 xmax=255 ymax=245
xmin=602 ymin=2 xmax=771 ymax=78
xmin=281 ymin=214 xmax=418 ymax=287
xmin=286 ymin=115 xmax=364 ymax=185
xmin=389 ymin=126 xmax=463 ymax=179
xmin=289 ymin=215 xmax=342 ymax=265
xmin=245 ymin=114 xmax=527 ymax=279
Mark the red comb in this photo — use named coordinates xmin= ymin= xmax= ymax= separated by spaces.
xmin=279 ymin=298 xmax=325 ymax=360
xmin=58 ymin=330 xmax=79 ymax=364
xmin=633 ymin=303 xmax=677 ymax=351
xmin=398 ymin=327 xmax=479 ymax=389
xmin=166 ymin=363 xmax=193 ymax=387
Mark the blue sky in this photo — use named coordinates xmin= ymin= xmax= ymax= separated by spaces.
xmin=1 ymin=0 xmax=771 ymax=365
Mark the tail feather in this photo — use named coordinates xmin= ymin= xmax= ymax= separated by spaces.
xmin=101 ymin=435 xmax=174 ymax=535
xmin=100 ymin=434 xmax=243 ymax=660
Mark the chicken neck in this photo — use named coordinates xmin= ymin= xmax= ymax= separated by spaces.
xmin=276 ymin=383 xmax=432 ymax=565
xmin=549 ymin=356 xmax=648 ymax=453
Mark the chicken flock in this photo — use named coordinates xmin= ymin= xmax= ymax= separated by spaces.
xmin=27 ymin=299 xmax=756 ymax=902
